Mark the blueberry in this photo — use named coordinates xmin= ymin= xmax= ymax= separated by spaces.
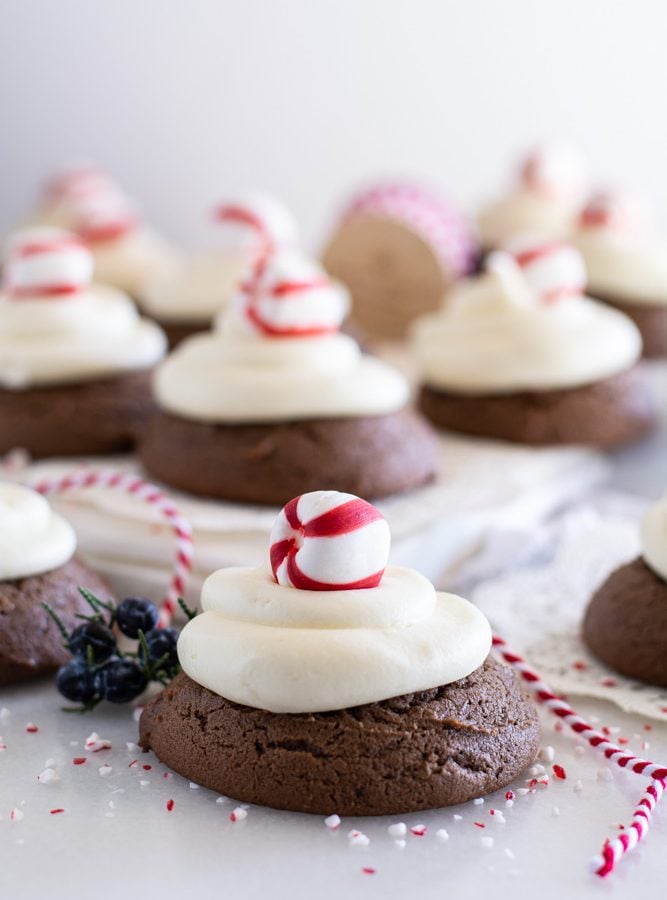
xmin=116 ymin=596 xmax=159 ymax=639
xmin=68 ymin=621 xmax=117 ymax=663
xmin=55 ymin=659 xmax=99 ymax=704
xmin=140 ymin=628 xmax=180 ymax=670
xmin=101 ymin=659 xmax=148 ymax=703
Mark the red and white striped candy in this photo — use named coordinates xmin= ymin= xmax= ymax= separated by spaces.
xmin=509 ymin=238 xmax=586 ymax=303
xmin=520 ymin=144 xmax=585 ymax=198
xmin=215 ymin=193 xmax=298 ymax=260
xmin=578 ymin=191 xmax=643 ymax=233
xmin=3 ymin=228 xmax=93 ymax=299
xmin=41 ymin=166 xmax=138 ymax=242
xmin=269 ymin=491 xmax=390 ymax=591
xmin=239 ymin=249 xmax=348 ymax=337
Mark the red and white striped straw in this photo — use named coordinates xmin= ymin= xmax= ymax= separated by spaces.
xmin=492 ymin=634 xmax=667 ymax=877
xmin=30 ymin=468 xmax=194 ymax=627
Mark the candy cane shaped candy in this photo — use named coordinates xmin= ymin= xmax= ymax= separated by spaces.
xmin=30 ymin=468 xmax=194 ymax=627
xmin=270 ymin=491 xmax=390 ymax=591
xmin=508 ymin=238 xmax=587 ymax=303
xmin=520 ymin=145 xmax=585 ymax=199
xmin=492 ymin=634 xmax=667 ymax=877
xmin=239 ymin=249 xmax=348 ymax=337
xmin=216 ymin=193 xmax=299 ymax=259
xmin=41 ymin=166 xmax=139 ymax=242
xmin=3 ymin=228 xmax=93 ymax=299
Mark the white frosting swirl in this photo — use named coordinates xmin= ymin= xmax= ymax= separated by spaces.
xmin=153 ymin=304 xmax=408 ymax=423
xmin=0 ymin=284 xmax=167 ymax=388
xmin=0 ymin=483 xmax=76 ymax=580
xmin=574 ymin=228 xmax=667 ymax=307
xmin=478 ymin=146 xmax=584 ymax=248
xmin=410 ymin=254 xmax=642 ymax=393
xmin=177 ymin=565 xmax=492 ymax=712
xmin=640 ymin=494 xmax=667 ymax=582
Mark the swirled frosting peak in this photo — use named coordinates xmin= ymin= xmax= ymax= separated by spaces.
xmin=177 ymin=491 xmax=492 ymax=712
xmin=0 ymin=483 xmax=76 ymax=580
xmin=0 ymin=227 xmax=167 ymax=389
xmin=640 ymin=493 xmax=667 ymax=582
xmin=152 ymin=250 xmax=408 ymax=423
xmin=574 ymin=192 xmax=667 ymax=305
xmin=411 ymin=251 xmax=642 ymax=393
xmin=478 ymin=144 xmax=585 ymax=247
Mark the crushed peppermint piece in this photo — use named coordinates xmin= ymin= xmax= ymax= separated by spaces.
xmin=528 ymin=764 xmax=545 ymax=777
xmin=436 ymin=828 xmax=449 ymax=841
xmin=98 ymin=765 xmax=113 ymax=777
xmin=126 ymin=742 xmax=138 ymax=752
xmin=504 ymin=791 xmax=515 ymax=801
xmin=85 ymin=732 xmax=111 ymax=752
xmin=25 ymin=723 xmax=38 ymax=733
xmin=410 ymin=824 xmax=427 ymax=836
xmin=505 ymin=799 xmax=514 ymax=808
xmin=72 ymin=757 xmax=87 ymax=766
xmin=10 ymin=808 xmax=24 ymax=821
xmin=325 ymin=814 xmax=341 ymax=830
xmin=394 ymin=839 xmax=406 ymax=849
xmin=597 ymin=767 xmax=613 ymax=782
xmin=388 ymin=822 xmax=407 ymax=837
xmin=361 ymin=867 xmax=376 ymax=875
xmin=517 ymin=788 xmax=530 ymax=796
xmin=166 ymin=799 xmax=175 ymax=812
xmin=480 ymin=836 xmax=494 ymax=849
xmin=49 ymin=808 xmax=65 ymax=815
xmin=37 ymin=768 xmax=59 ymax=785
xmin=539 ymin=746 xmax=555 ymax=763
xmin=0 ymin=741 xmax=7 ymax=752
xmin=189 ymin=782 xmax=200 ymax=790
xmin=490 ymin=810 xmax=506 ymax=824
xmin=229 ymin=807 xmax=247 ymax=823
xmin=473 ymin=797 xmax=485 ymax=805
xmin=553 ymin=764 xmax=566 ymax=780
xmin=216 ymin=796 xmax=228 ymax=805
xmin=452 ymin=814 xmax=463 ymax=821
xmin=143 ymin=764 xmax=152 ymax=771
xmin=348 ymin=830 xmax=370 ymax=846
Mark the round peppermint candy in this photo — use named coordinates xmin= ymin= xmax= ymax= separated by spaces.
xmin=269 ymin=491 xmax=390 ymax=591
xmin=509 ymin=238 xmax=586 ymax=303
xmin=3 ymin=227 xmax=93 ymax=299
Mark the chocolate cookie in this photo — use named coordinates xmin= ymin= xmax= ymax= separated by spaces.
xmin=588 ymin=292 xmax=667 ymax=359
xmin=0 ymin=557 xmax=114 ymax=686
xmin=139 ymin=657 xmax=540 ymax=815
xmin=418 ymin=366 xmax=655 ymax=447
xmin=139 ymin=408 xmax=439 ymax=506
xmin=0 ymin=370 xmax=156 ymax=458
xmin=583 ymin=557 xmax=667 ymax=686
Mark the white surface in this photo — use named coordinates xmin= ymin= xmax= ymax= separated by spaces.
xmin=0 ymin=679 xmax=666 ymax=900
xmin=3 ymin=1 xmax=667 ymax=248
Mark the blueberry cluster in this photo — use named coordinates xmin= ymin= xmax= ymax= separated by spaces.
xmin=45 ymin=590 xmax=192 ymax=712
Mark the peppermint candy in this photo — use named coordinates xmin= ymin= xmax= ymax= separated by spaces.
xmin=520 ymin=145 xmax=585 ymax=199
xmin=238 ymin=250 xmax=348 ymax=337
xmin=216 ymin=193 xmax=298 ymax=258
xmin=3 ymin=228 xmax=93 ymax=299
xmin=509 ymin=238 xmax=586 ymax=303
xmin=269 ymin=491 xmax=390 ymax=591
xmin=578 ymin=191 xmax=644 ymax=233
xmin=43 ymin=166 xmax=139 ymax=241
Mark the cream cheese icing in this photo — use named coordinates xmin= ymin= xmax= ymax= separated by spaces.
xmin=0 ymin=228 xmax=167 ymax=389
xmin=640 ymin=493 xmax=667 ymax=582
xmin=410 ymin=252 xmax=642 ymax=394
xmin=178 ymin=566 xmax=491 ymax=713
xmin=152 ymin=250 xmax=409 ymax=423
xmin=0 ymin=483 xmax=76 ymax=580
xmin=574 ymin=195 xmax=667 ymax=306
xmin=478 ymin=145 xmax=585 ymax=248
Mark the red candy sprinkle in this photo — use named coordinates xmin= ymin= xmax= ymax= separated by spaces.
xmin=410 ymin=825 xmax=427 ymax=837
xmin=553 ymin=765 xmax=567 ymax=780
xmin=361 ymin=868 xmax=376 ymax=876
xmin=72 ymin=757 xmax=86 ymax=766
xmin=474 ymin=822 xmax=486 ymax=829
xmin=166 ymin=799 xmax=174 ymax=812
xmin=505 ymin=791 xmax=515 ymax=801
xmin=143 ymin=764 xmax=152 ymax=771
xmin=26 ymin=724 xmax=39 ymax=733
xmin=50 ymin=808 xmax=65 ymax=815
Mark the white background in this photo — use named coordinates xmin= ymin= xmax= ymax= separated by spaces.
xmin=2 ymin=0 xmax=667 ymax=250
